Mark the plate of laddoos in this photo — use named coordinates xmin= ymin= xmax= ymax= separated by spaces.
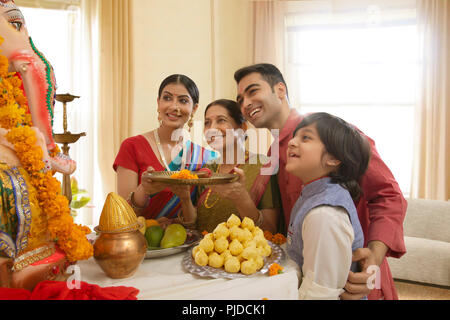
xmin=182 ymin=214 xmax=286 ymax=279
xmin=142 ymin=169 xmax=238 ymax=186
xmin=137 ymin=217 xmax=201 ymax=258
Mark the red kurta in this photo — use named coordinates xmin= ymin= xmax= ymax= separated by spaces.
xmin=273 ymin=109 xmax=407 ymax=300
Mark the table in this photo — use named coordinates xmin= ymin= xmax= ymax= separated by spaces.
xmin=76 ymin=246 xmax=301 ymax=300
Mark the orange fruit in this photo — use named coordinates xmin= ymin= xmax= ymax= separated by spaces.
xmin=146 ymin=219 xmax=160 ymax=228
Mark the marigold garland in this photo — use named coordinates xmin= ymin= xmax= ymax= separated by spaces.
xmin=0 ymin=36 xmax=93 ymax=262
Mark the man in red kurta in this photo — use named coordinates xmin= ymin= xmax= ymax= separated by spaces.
xmin=234 ymin=64 xmax=407 ymax=300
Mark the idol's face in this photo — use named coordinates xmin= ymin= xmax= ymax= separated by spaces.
xmin=0 ymin=1 xmax=26 ymax=33
xmin=157 ymin=83 xmax=197 ymax=129
xmin=204 ymin=104 xmax=243 ymax=152
xmin=286 ymin=123 xmax=331 ymax=183
xmin=236 ymin=72 xmax=283 ymax=129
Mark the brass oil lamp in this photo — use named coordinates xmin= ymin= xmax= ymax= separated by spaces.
xmin=53 ymin=93 xmax=86 ymax=204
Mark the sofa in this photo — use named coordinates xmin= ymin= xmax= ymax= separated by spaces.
xmin=387 ymin=198 xmax=450 ymax=298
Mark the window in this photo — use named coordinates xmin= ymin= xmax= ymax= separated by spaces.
xmin=18 ymin=5 xmax=96 ymax=225
xmin=285 ymin=4 xmax=418 ymax=195
xmin=20 ymin=6 xmax=81 ymax=135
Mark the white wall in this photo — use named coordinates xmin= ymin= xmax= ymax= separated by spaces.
xmin=131 ymin=0 xmax=254 ymax=144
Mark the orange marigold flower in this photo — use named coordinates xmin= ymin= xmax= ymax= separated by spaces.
xmin=0 ymin=46 xmax=94 ymax=262
xmin=263 ymin=230 xmax=273 ymax=241
xmin=268 ymin=263 xmax=284 ymax=276
xmin=170 ymin=169 xmax=198 ymax=179
xmin=271 ymin=233 xmax=287 ymax=245
xmin=202 ymin=230 xmax=209 ymax=236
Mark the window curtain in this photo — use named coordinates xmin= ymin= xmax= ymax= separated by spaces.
xmin=253 ymin=0 xmax=286 ymax=69
xmin=75 ymin=0 xmax=134 ymax=225
xmin=74 ymin=0 xmax=99 ymax=226
xmin=411 ymin=0 xmax=450 ymax=201
xmin=252 ymin=1 xmax=287 ymax=153
xmin=95 ymin=0 xmax=134 ymax=223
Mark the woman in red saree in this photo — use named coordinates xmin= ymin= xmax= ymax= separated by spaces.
xmin=113 ymin=74 xmax=217 ymax=222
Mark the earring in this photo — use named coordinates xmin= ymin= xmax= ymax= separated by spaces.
xmin=158 ymin=110 xmax=163 ymax=127
xmin=187 ymin=115 xmax=194 ymax=132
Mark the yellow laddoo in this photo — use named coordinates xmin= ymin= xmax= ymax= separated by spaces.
xmin=220 ymin=249 xmax=233 ymax=261
xmin=194 ymin=248 xmax=209 ymax=266
xmin=192 ymin=245 xmax=201 ymax=258
xmin=235 ymin=253 xmax=246 ymax=263
xmin=241 ymin=216 xmax=255 ymax=231
xmin=199 ymin=237 xmax=214 ymax=253
xmin=242 ymin=239 xmax=257 ymax=249
xmin=229 ymin=225 xmax=243 ymax=241
xmin=208 ymin=252 xmax=225 ymax=268
xmin=240 ymin=228 xmax=253 ymax=243
xmin=204 ymin=233 xmax=215 ymax=242
xmin=254 ymin=234 xmax=267 ymax=247
xmin=213 ymin=224 xmax=230 ymax=239
xmin=229 ymin=238 xmax=244 ymax=256
xmin=214 ymin=237 xmax=229 ymax=254
xmin=242 ymin=246 xmax=258 ymax=260
xmin=262 ymin=244 xmax=272 ymax=257
xmin=224 ymin=256 xmax=240 ymax=273
xmin=241 ymin=260 xmax=258 ymax=275
xmin=254 ymin=256 xmax=264 ymax=270
xmin=252 ymin=226 xmax=264 ymax=238
xmin=226 ymin=214 xmax=241 ymax=229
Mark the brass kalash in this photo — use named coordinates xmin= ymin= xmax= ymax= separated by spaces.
xmin=94 ymin=193 xmax=147 ymax=279
xmin=53 ymin=93 xmax=86 ymax=204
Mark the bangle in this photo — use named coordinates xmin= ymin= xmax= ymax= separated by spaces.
xmin=177 ymin=211 xmax=196 ymax=229
xmin=255 ymin=210 xmax=264 ymax=227
xmin=127 ymin=191 xmax=150 ymax=211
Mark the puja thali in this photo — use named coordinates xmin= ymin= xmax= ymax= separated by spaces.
xmin=182 ymin=241 xmax=286 ymax=279
xmin=142 ymin=171 xmax=238 ymax=186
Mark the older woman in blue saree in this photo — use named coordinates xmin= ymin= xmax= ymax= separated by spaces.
xmin=169 ymin=99 xmax=282 ymax=234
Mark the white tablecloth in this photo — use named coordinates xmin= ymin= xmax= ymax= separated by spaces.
xmin=76 ymin=247 xmax=301 ymax=300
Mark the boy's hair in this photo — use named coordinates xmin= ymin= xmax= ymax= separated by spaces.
xmin=234 ymin=63 xmax=289 ymax=98
xmin=294 ymin=112 xmax=371 ymax=201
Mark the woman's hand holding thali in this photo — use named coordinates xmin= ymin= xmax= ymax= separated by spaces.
xmin=209 ymin=167 xmax=250 ymax=202
xmin=141 ymin=166 xmax=170 ymax=195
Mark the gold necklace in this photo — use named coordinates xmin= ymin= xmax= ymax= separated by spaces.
xmin=203 ymin=151 xmax=249 ymax=209
xmin=154 ymin=129 xmax=185 ymax=171
xmin=203 ymin=164 xmax=221 ymax=209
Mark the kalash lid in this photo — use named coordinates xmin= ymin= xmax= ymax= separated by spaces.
xmin=95 ymin=192 xmax=141 ymax=233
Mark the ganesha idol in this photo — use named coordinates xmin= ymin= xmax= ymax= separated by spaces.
xmin=0 ymin=0 xmax=93 ymax=291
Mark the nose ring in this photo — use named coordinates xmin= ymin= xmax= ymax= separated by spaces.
xmin=176 ymin=107 xmax=181 ymax=116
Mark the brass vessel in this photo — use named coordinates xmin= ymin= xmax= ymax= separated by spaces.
xmin=93 ymin=227 xmax=147 ymax=279
xmin=93 ymin=192 xmax=147 ymax=279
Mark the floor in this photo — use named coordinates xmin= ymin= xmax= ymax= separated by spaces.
xmin=395 ymin=280 xmax=450 ymax=300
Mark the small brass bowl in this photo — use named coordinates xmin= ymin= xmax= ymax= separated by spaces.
xmin=93 ymin=226 xmax=147 ymax=279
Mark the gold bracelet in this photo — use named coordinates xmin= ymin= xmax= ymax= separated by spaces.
xmin=127 ymin=191 xmax=149 ymax=211
xmin=255 ymin=210 xmax=264 ymax=227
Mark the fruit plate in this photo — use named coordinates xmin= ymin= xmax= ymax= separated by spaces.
xmin=142 ymin=171 xmax=238 ymax=186
xmin=182 ymin=242 xmax=286 ymax=279
xmin=144 ymin=229 xmax=201 ymax=259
